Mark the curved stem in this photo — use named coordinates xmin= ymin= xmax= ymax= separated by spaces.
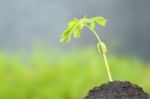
xmin=86 ymin=25 xmax=113 ymax=82
xmin=86 ymin=25 xmax=101 ymax=43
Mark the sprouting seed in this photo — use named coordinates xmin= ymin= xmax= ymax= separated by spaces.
xmin=60 ymin=16 xmax=112 ymax=82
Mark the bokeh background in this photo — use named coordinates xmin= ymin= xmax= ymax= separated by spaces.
xmin=0 ymin=0 xmax=150 ymax=99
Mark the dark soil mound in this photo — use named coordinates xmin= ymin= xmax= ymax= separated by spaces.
xmin=85 ymin=81 xmax=149 ymax=99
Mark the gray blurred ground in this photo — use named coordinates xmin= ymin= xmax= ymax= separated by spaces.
xmin=0 ymin=0 xmax=150 ymax=60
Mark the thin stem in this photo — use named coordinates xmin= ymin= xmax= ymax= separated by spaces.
xmin=86 ymin=25 xmax=113 ymax=82
xmin=86 ymin=25 xmax=101 ymax=43
xmin=102 ymin=54 xmax=112 ymax=81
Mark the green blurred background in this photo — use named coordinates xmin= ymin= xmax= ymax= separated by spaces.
xmin=0 ymin=47 xmax=150 ymax=99
xmin=1 ymin=0 xmax=150 ymax=99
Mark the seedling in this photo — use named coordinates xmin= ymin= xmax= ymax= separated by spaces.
xmin=60 ymin=16 xmax=112 ymax=82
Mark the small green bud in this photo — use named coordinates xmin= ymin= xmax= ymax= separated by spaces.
xmin=97 ymin=42 xmax=107 ymax=54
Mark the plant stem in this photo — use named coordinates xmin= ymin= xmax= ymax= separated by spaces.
xmin=102 ymin=54 xmax=112 ymax=82
xmin=86 ymin=25 xmax=102 ymax=43
xmin=86 ymin=25 xmax=113 ymax=82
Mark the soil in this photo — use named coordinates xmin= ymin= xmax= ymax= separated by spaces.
xmin=84 ymin=81 xmax=150 ymax=99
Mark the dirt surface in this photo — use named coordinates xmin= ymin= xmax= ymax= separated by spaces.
xmin=84 ymin=81 xmax=149 ymax=99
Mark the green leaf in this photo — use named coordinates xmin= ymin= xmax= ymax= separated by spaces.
xmin=90 ymin=16 xmax=107 ymax=26
xmin=96 ymin=19 xmax=107 ymax=26
xmin=60 ymin=28 xmax=72 ymax=43
xmin=90 ymin=22 xmax=96 ymax=29
xmin=73 ymin=24 xmax=83 ymax=38
xmin=73 ymin=29 xmax=80 ymax=38
xmin=60 ymin=18 xmax=79 ymax=43
xmin=60 ymin=18 xmax=87 ymax=43
xmin=68 ymin=18 xmax=78 ymax=28
xmin=60 ymin=16 xmax=108 ymax=43
xmin=60 ymin=32 xmax=71 ymax=43
xmin=73 ymin=21 xmax=85 ymax=38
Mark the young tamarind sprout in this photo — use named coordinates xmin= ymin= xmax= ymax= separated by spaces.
xmin=60 ymin=16 xmax=112 ymax=82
